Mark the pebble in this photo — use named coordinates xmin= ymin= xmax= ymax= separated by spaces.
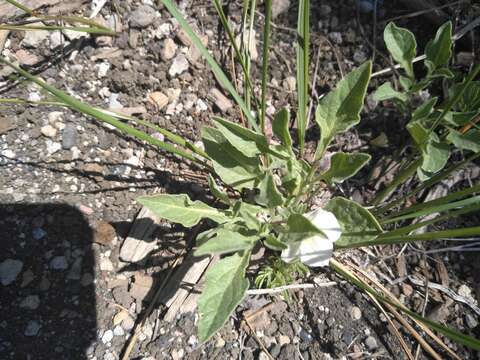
xmin=148 ymin=91 xmax=169 ymax=110
xmin=97 ymin=62 xmax=110 ymax=78
xmin=22 ymin=30 xmax=49 ymax=48
xmin=113 ymin=325 xmax=125 ymax=336
xmin=215 ymin=337 xmax=226 ymax=348
xmin=32 ymin=227 xmax=47 ymax=240
xmin=24 ymin=320 xmax=41 ymax=336
xmin=62 ymin=124 xmax=77 ymax=149
xmin=81 ymin=273 xmax=94 ymax=287
xmin=41 ymin=125 xmax=57 ymax=138
xmin=350 ymin=306 xmax=362 ymax=320
xmin=278 ymin=334 xmax=290 ymax=346
xmin=93 ymin=221 xmax=116 ymax=245
xmin=161 ymin=38 xmax=177 ymax=61
xmin=1 ymin=149 xmax=15 ymax=158
xmin=50 ymin=256 xmax=68 ymax=270
xmin=101 ymin=329 xmax=114 ymax=344
xmin=99 ymin=257 xmax=114 ymax=272
xmin=0 ymin=259 xmax=23 ymax=286
xmin=195 ymin=99 xmax=208 ymax=112
xmin=129 ymin=5 xmax=156 ymax=29
xmin=353 ymin=49 xmax=367 ymax=63
xmin=272 ymin=0 xmax=290 ymax=19
xmin=45 ymin=140 xmax=62 ymax=155
xmin=458 ymin=284 xmax=473 ymax=300
xmin=104 ymin=352 xmax=116 ymax=360
xmin=365 ymin=336 xmax=378 ymax=351
xmin=169 ymin=54 xmax=189 ymax=77
xmin=329 ymin=32 xmax=343 ymax=45
xmin=20 ymin=295 xmax=40 ymax=310
xmin=283 ymin=76 xmax=296 ymax=92
xmin=67 ymin=258 xmax=82 ymax=280
xmin=121 ymin=316 xmax=135 ymax=331
xmin=319 ymin=4 xmax=332 ymax=16
xmin=209 ymin=88 xmax=232 ymax=112
xmin=465 ymin=314 xmax=478 ymax=329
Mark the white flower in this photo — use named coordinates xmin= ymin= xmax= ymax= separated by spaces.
xmin=281 ymin=208 xmax=342 ymax=267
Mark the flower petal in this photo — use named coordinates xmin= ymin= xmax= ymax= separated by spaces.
xmin=281 ymin=235 xmax=333 ymax=267
xmin=306 ymin=208 xmax=342 ymax=243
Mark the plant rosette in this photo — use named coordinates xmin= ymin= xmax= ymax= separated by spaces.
xmin=281 ymin=208 xmax=342 ymax=267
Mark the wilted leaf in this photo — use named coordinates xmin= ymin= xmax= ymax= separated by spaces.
xmin=137 ymin=194 xmax=229 ymax=227
xmin=384 ymin=22 xmax=417 ymax=78
xmin=197 ymin=252 xmax=250 ymax=342
xmin=314 ymin=61 xmax=372 ymax=159
xmin=324 ymin=197 xmax=382 ymax=248
xmin=195 ymin=229 xmax=257 ymax=256
xmin=321 ymin=152 xmax=371 ymax=184
xmin=373 ymin=82 xmax=408 ymax=103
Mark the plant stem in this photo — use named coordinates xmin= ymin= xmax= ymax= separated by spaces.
xmin=260 ymin=0 xmax=272 ymax=135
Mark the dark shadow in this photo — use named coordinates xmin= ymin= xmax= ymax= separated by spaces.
xmin=0 ymin=203 xmax=96 ymax=359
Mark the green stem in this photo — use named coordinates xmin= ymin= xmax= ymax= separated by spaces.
xmin=260 ymin=0 xmax=272 ymax=135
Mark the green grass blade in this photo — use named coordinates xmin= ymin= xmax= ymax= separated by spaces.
xmin=4 ymin=0 xmax=33 ymax=14
xmin=0 ymin=24 xmax=115 ymax=35
xmin=296 ymin=0 xmax=310 ymax=155
xmin=245 ymin=0 xmax=257 ymax=111
xmin=0 ymin=57 xmax=204 ymax=164
xmin=331 ymin=259 xmax=480 ymax=352
xmin=260 ymin=0 xmax=272 ymax=134
xmin=383 ymin=183 xmax=480 ymax=221
xmin=336 ymin=226 xmax=480 ymax=248
xmin=162 ymin=0 xmax=259 ymax=132
xmin=374 ymin=151 xmax=480 ymax=214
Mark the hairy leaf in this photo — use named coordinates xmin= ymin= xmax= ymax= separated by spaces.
xmin=138 ymin=194 xmax=229 ymax=227
xmin=384 ymin=22 xmax=417 ymax=78
xmin=197 ymin=252 xmax=250 ymax=342
xmin=447 ymin=129 xmax=480 ymax=152
xmin=202 ymin=126 xmax=261 ymax=189
xmin=325 ymin=197 xmax=382 ymax=248
xmin=264 ymin=235 xmax=288 ymax=250
xmin=272 ymin=108 xmax=293 ymax=149
xmin=284 ymin=213 xmax=326 ymax=241
xmin=321 ymin=152 xmax=371 ymax=184
xmin=373 ymin=82 xmax=408 ymax=103
xmin=195 ymin=229 xmax=257 ymax=256
xmin=411 ymin=98 xmax=437 ymax=122
xmin=425 ymin=21 xmax=452 ymax=72
xmin=208 ymin=175 xmax=231 ymax=204
xmin=314 ymin=61 xmax=372 ymax=159
xmin=255 ymin=172 xmax=284 ymax=208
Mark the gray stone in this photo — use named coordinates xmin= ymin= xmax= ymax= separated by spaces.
xmin=113 ymin=325 xmax=125 ymax=336
xmin=32 ymin=228 xmax=46 ymax=240
xmin=24 ymin=320 xmax=41 ymax=336
xmin=121 ymin=316 xmax=135 ymax=331
xmin=329 ymin=32 xmax=342 ymax=45
xmin=41 ymin=125 xmax=57 ymax=138
xmin=365 ymin=336 xmax=378 ymax=351
xmin=129 ymin=5 xmax=156 ymax=29
xmin=101 ymin=329 xmax=114 ymax=344
xmin=22 ymin=30 xmax=49 ymax=48
xmin=20 ymin=295 xmax=40 ymax=310
xmin=161 ymin=38 xmax=177 ymax=61
xmin=67 ymin=258 xmax=82 ymax=280
xmin=80 ymin=273 xmax=94 ymax=287
xmin=62 ymin=124 xmax=77 ymax=149
xmin=50 ymin=256 xmax=68 ymax=270
xmin=353 ymin=50 xmax=367 ymax=63
xmin=209 ymin=88 xmax=232 ymax=112
xmin=272 ymin=0 xmax=290 ymax=19
xmin=351 ymin=306 xmax=362 ymax=320
xmin=0 ymin=259 xmax=23 ymax=286
xmin=466 ymin=314 xmax=478 ymax=329
xmin=169 ymin=54 xmax=189 ymax=77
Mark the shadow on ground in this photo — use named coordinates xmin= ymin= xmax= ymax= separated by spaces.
xmin=0 ymin=203 xmax=96 ymax=359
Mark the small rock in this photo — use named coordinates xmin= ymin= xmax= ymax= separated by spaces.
xmin=351 ymin=306 xmax=362 ymax=320
xmin=45 ymin=140 xmax=61 ymax=155
xmin=99 ymin=257 xmax=114 ymax=272
xmin=365 ymin=336 xmax=378 ymax=351
xmin=93 ymin=221 xmax=116 ymax=246
xmin=81 ymin=273 xmax=94 ymax=287
xmin=41 ymin=125 xmax=57 ymax=138
xmin=32 ymin=227 xmax=47 ymax=240
xmin=161 ymin=38 xmax=177 ymax=61
xmin=0 ymin=117 xmax=16 ymax=134
xmin=235 ymin=29 xmax=257 ymax=61
xmin=97 ymin=62 xmax=110 ymax=78
xmin=104 ymin=353 xmax=115 ymax=360
xmin=121 ymin=316 xmax=135 ymax=331
xmin=24 ymin=320 xmax=41 ymax=336
xmin=1 ymin=149 xmax=15 ymax=158
xmin=101 ymin=329 xmax=114 ymax=344
xmin=49 ymin=31 xmax=64 ymax=48
xmin=113 ymin=325 xmax=125 ymax=336
xmin=148 ymin=91 xmax=169 ymax=110
xmin=329 ymin=32 xmax=342 ymax=45
xmin=129 ymin=5 xmax=156 ymax=29
xmin=0 ymin=259 xmax=23 ymax=286
xmin=62 ymin=124 xmax=77 ymax=149
xmin=456 ymin=52 xmax=474 ymax=66
xmin=209 ymin=88 xmax=232 ymax=112
xmin=215 ymin=337 xmax=226 ymax=348
xmin=15 ymin=49 xmax=39 ymax=66
xmin=465 ymin=313 xmax=478 ymax=329
xmin=195 ymin=99 xmax=208 ymax=112
xmin=38 ymin=276 xmax=51 ymax=291
xmin=67 ymin=257 xmax=82 ymax=280
xmin=283 ymin=76 xmax=296 ymax=92
xmin=22 ymin=30 xmax=49 ymax=48
xmin=20 ymin=295 xmax=40 ymax=310
xmin=272 ymin=0 xmax=290 ymax=19
xmin=21 ymin=270 xmax=35 ymax=287
xmin=169 ymin=54 xmax=189 ymax=77
xmin=50 ymin=256 xmax=68 ymax=270
xmin=458 ymin=285 xmax=473 ymax=300
xmin=278 ymin=334 xmax=290 ymax=346
xmin=353 ymin=49 xmax=367 ymax=63
xmin=401 ymin=283 xmax=413 ymax=297
xmin=319 ymin=4 xmax=332 ymax=16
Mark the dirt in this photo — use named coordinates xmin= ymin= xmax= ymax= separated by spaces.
xmin=1 ymin=0 xmax=479 ymax=359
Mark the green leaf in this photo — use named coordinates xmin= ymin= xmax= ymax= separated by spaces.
xmin=284 ymin=213 xmax=326 ymax=241
xmin=314 ymin=61 xmax=372 ymax=159
xmin=325 ymin=197 xmax=382 ymax=248
xmin=399 ymin=76 xmax=413 ymax=91
xmin=425 ymin=21 xmax=452 ymax=72
xmin=373 ymin=82 xmax=408 ymax=103
xmin=272 ymin=108 xmax=293 ymax=149
xmin=411 ymin=97 xmax=437 ymax=122
xmin=264 ymin=235 xmax=288 ymax=251
xmin=197 ymin=252 xmax=250 ymax=342
xmin=384 ymin=22 xmax=417 ymax=78
xmin=208 ymin=175 xmax=231 ymax=204
xmin=443 ymin=111 xmax=479 ymax=127
xmin=321 ymin=152 xmax=371 ymax=184
xmin=281 ymin=158 xmax=310 ymax=195
xmin=214 ymin=122 xmax=262 ymax=157
xmin=234 ymin=201 xmax=264 ymax=231
xmin=255 ymin=172 xmax=284 ymax=208
xmin=137 ymin=194 xmax=229 ymax=227
xmin=202 ymin=126 xmax=261 ymax=189
xmin=447 ymin=129 xmax=480 ymax=152
xmin=195 ymin=229 xmax=257 ymax=256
